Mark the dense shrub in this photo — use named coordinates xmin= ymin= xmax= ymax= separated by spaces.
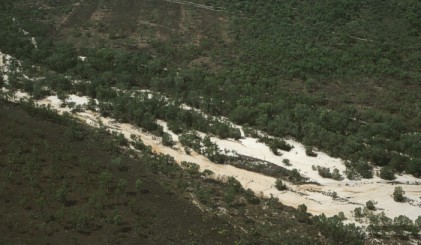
xmin=179 ymin=131 xmax=202 ymax=152
xmin=407 ymin=158 xmax=421 ymax=177
xmin=317 ymin=166 xmax=331 ymax=178
xmin=259 ymin=136 xmax=293 ymax=155
xmin=331 ymin=168 xmax=343 ymax=181
xmin=162 ymin=132 xmax=174 ymax=147
xmin=366 ymin=200 xmax=376 ymax=210
xmin=313 ymin=214 xmax=365 ymax=244
xmin=181 ymin=161 xmax=200 ymax=174
xmin=297 ymin=204 xmax=310 ymax=223
xmin=244 ymin=188 xmax=260 ymax=204
xmin=346 ymin=160 xmax=373 ymax=179
xmin=379 ymin=166 xmax=396 ymax=180
xmin=275 ymin=179 xmax=287 ymax=191
xmin=282 ymin=158 xmax=291 ymax=166
xmin=393 ymin=187 xmax=405 ymax=202
xmin=305 ymin=146 xmax=317 ymax=157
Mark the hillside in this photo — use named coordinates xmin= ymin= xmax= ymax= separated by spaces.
xmin=0 ymin=0 xmax=420 ymax=243
xmin=1 ymin=98 xmax=370 ymax=244
xmin=1 ymin=0 xmax=420 ymax=175
xmin=0 ymin=99 xmax=243 ymax=244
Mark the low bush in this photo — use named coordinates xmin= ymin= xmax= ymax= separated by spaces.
xmin=275 ymin=179 xmax=287 ymax=191
xmin=305 ymin=146 xmax=317 ymax=157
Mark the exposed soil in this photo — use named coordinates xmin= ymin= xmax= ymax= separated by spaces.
xmin=0 ymin=57 xmax=417 ymax=243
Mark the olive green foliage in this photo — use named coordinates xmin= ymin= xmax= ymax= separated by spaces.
xmin=55 ymin=185 xmax=68 ymax=204
xmin=135 ymin=179 xmax=142 ymax=193
xmin=0 ymin=1 xmax=420 ymax=241
xmin=337 ymin=212 xmax=346 ymax=221
xmin=111 ymin=156 xmax=128 ymax=172
xmin=415 ymin=216 xmax=421 ymax=228
xmin=366 ymin=212 xmax=419 ymax=239
xmin=317 ymin=166 xmax=331 ymax=178
xmin=1 ymin=1 xmax=420 ymax=176
xmin=259 ymin=136 xmax=293 ymax=155
xmin=297 ymin=204 xmax=309 ymax=223
xmin=180 ymin=161 xmax=200 ymax=174
xmin=305 ymin=146 xmax=317 ymax=157
xmin=161 ymin=132 xmax=174 ymax=147
xmin=224 ymin=177 xmax=245 ymax=204
xmin=345 ymin=160 xmax=373 ymax=179
xmin=179 ymin=131 xmax=202 ymax=152
xmin=379 ymin=166 xmax=396 ymax=180
xmin=331 ymin=168 xmax=342 ymax=181
xmin=0 ymin=93 xmax=373 ymax=244
xmin=275 ymin=179 xmax=287 ymax=191
xmin=179 ymin=133 xmax=225 ymax=163
xmin=366 ymin=200 xmax=376 ymax=211
xmin=313 ymin=214 xmax=365 ymax=244
xmin=393 ymin=186 xmax=405 ymax=202
xmin=353 ymin=207 xmax=364 ymax=219
xmin=244 ymin=188 xmax=260 ymax=204
xmin=282 ymin=158 xmax=291 ymax=166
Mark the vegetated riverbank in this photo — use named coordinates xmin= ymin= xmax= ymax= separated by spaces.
xmin=1 ymin=83 xmax=420 ymax=226
xmin=1 ymin=49 xmax=420 ymax=242
xmin=35 ymin=92 xmax=421 ymax=222
xmin=2 ymin=97 xmax=368 ymax=244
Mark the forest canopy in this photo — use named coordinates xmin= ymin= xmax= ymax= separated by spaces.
xmin=0 ymin=0 xmax=420 ymax=177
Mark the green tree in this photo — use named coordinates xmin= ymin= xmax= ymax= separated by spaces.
xmin=393 ymin=186 xmax=405 ymax=202
xmin=367 ymin=146 xmax=390 ymax=166
xmin=415 ymin=216 xmax=421 ymax=228
xmin=297 ymin=204 xmax=309 ymax=223
xmin=389 ymin=154 xmax=409 ymax=172
xmin=275 ymin=179 xmax=287 ymax=191
xmin=379 ymin=166 xmax=396 ymax=180
xmin=162 ymin=132 xmax=174 ymax=147
xmin=305 ymin=146 xmax=318 ymax=157
xmin=338 ymin=212 xmax=346 ymax=221
xmin=0 ymin=71 xmax=4 ymax=88
xmin=393 ymin=215 xmax=414 ymax=236
xmin=313 ymin=214 xmax=365 ymax=243
xmin=135 ymin=179 xmax=143 ymax=194
xmin=55 ymin=185 xmax=68 ymax=205
xmin=181 ymin=161 xmax=200 ymax=174
xmin=57 ymin=90 xmax=69 ymax=107
xmin=224 ymin=186 xmax=236 ymax=204
xmin=407 ymin=158 xmax=421 ymax=177
xmin=366 ymin=200 xmax=375 ymax=210
xmin=331 ymin=168 xmax=342 ymax=180
xmin=317 ymin=166 xmax=331 ymax=178
xmin=244 ymin=188 xmax=259 ymax=204
xmin=99 ymin=171 xmax=113 ymax=191
xmin=107 ymin=210 xmax=122 ymax=225
xmin=354 ymin=160 xmax=373 ymax=179
xmin=111 ymin=155 xmax=128 ymax=171
xmin=116 ymin=179 xmax=128 ymax=204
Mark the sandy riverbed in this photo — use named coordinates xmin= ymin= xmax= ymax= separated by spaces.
xmin=34 ymin=94 xmax=421 ymax=224
xmin=1 ymin=50 xmax=420 ymax=226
